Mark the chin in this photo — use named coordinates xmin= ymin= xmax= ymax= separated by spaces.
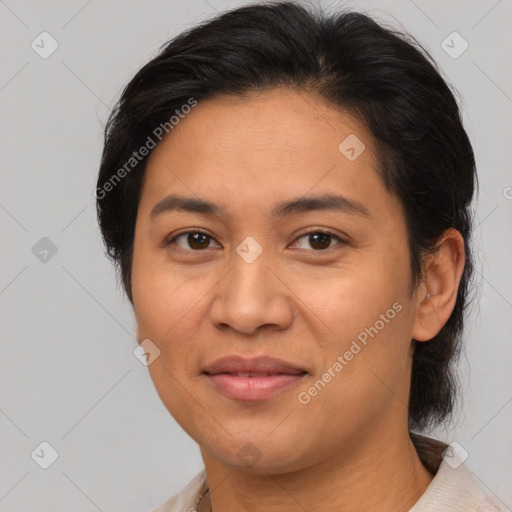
xmin=200 ymin=432 xmax=317 ymax=475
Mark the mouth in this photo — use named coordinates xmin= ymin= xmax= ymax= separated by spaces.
xmin=202 ymin=356 xmax=308 ymax=401
xmin=210 ymin=371 xmax=304 ymax=377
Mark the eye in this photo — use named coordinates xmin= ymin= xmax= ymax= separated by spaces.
xmin=166 ymin=230 xmax=221 ymax=251
xmin=165 ymin=229 xmax=345 ymax=252
xmin=290 ymin=230 xmax=345 ymax=251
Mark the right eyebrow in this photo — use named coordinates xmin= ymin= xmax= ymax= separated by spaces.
xmin=150 ymin=194 xmax=226 ymax=221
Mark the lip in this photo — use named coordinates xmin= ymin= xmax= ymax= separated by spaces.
xmin=203 ymin=355 xmax=306 ymax=375
xmin=202 ymin=356 xmax=307 ymax=401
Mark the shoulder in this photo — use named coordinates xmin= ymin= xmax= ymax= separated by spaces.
xmin=146 ymin=469 xmax=208 ymax=512
xmin=410 ymin=433 xmax=503 ymax=511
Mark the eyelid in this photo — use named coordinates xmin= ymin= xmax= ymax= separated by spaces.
xmin=293 ymin=227 xmax=347 ymax=242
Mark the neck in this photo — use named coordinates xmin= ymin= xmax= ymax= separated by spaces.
xmin=200 ymin=423 xmax=435 ymax=512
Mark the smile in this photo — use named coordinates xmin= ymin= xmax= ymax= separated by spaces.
xmin=204 ymin=372 xmax=307 ymax=401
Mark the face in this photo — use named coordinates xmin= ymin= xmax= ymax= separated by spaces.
xmin=131 ymin=89 xmax=420 ymax=473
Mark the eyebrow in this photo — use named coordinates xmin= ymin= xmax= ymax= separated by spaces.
xmin=149 ymin=193 xmax=370 ymax=221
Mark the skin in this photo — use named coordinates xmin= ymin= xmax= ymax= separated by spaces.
xmin=131 ymin=88 xmax=465 ymax=512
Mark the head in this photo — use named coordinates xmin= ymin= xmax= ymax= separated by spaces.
xmin=96 ymin=1 xmax=476 ymax=471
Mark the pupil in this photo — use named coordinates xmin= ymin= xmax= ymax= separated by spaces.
xmin=310 ymin=233 xmax=330 ymax=250
xmin=189 ymin=233 xmax=209 ymax=249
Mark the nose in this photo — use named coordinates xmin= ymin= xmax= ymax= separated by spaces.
xmin=209 ymin=250 xmax=294 ymax=336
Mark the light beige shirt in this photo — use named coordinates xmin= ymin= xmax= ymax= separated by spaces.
xmin=148 ymin=434 xmax=502 ymax=511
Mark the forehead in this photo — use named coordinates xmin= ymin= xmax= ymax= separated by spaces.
xmin=149 ymin=88 xmax=374 ymax=162
xmin=139 ymin=88 xmax=398 ymax=222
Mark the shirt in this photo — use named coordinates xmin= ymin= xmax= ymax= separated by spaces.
xmin=147 ymin=434 xmax=502 ymax=511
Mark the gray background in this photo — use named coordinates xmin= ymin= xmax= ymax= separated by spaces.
xmin=1 ymin=0 xmax=511 ymax=510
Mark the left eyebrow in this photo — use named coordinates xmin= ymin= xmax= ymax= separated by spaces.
xmin=271 ymin=193 xmax=370 ymax=218
xmin=149 ymin=193 xmax=371 ymax=221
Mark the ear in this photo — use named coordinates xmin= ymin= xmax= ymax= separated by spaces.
xmin=412 ymin=228 xmax=466 ymax=342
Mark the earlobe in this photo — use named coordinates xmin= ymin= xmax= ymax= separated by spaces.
xmin=412 ymin=228 xmax=465 ymax=342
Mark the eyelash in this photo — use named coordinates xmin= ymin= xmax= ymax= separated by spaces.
xmin=165 ymin=229 xmax=346 ymax=252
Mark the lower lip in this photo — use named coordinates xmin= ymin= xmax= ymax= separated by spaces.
xmin=205 ymin=373 xmax=306 ymax=401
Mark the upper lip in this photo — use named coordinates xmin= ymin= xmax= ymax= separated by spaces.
xmin=202 ymin=356 xmax=307 ymax=375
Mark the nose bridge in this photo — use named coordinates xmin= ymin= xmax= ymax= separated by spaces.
xmin=230 ymin=245 xmax=271 ymax=300
xmin=210 ymin=240 xmax=293 ymax=334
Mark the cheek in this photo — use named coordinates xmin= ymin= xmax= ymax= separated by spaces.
xmin=291 ymin=265 xmax=398 ymax=344
xmin=295 ymin=265 xmax=412 ymax=404
xmin=301 ymin=306 xmax=412 ymax=435
xmin=131 ymin=262 xmax=205 ymax=428
xmin=131 ymin=254 xmax=216 ymax=386
xmin=132 ymin=244 xmax=195 ymax=338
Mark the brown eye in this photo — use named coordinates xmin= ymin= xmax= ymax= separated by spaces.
xmin=308 ymin=232 xmax=331 ymax=250
xmin=167 ymin=231 xmax=221 ymax=251
xmin=291 ymin=230 xmax=345 ymax=251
